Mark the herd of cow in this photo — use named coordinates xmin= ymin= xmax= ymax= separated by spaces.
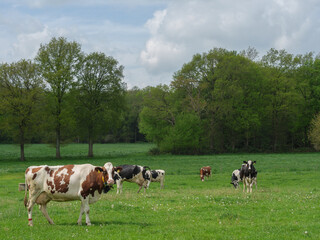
xmin=22 ymin=160 xmax=257 ymax=226
xmin=199 ymin=160 xmax=258 ymax=193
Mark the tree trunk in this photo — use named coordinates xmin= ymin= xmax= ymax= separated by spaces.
xmin=20 ymin=142 xmax=25 ymax=161
xmin=88 ymin=129 xmax=94 ymax=157
xmin=88 ymin=138 xmax=94 ymax=157
xmin=20 ymin=128 xmax=25 ymax=161
xmin=56 ymin=128 xmax=61 ymax=159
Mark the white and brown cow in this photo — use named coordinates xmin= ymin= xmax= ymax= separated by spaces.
xmin=24 ymin=162 xmax=121 ymax=226
xmin=146 ymin=170 xmax=165 ymax=189
xmin=114 ymin=164 xmax=151 ymax=194
xmin=200 ymin=166 xmax=212 ymax=181
xmin=240 ymin=160 xmax=258 ymax=193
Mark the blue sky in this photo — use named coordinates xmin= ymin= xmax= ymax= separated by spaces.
xmin=1 ymin=0 xmax=320 ymax=88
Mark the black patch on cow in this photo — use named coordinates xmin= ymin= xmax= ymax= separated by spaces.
xmin=117 ymin=165 xmax=141 ymax=179
xmin=231 ymin=172 xmax=238 ymax=183
xmin=151 ymin=170 xmax=159 ymax=179
xmin=240 ymin=162 xmax=257 ymax=179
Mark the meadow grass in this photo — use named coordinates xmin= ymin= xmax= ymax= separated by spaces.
xmin=0 ymin=143 xmax=319 ymax=239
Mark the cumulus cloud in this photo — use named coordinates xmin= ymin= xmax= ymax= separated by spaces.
xmin=1 ymin=0 xmax=320 ymax=88
xmin=140 ymin=0 xmax=320 ymax=76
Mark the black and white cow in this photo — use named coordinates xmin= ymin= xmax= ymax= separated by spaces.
xmin=230 ymin=169 xmax=241 ymax=189
xmin=146 ymin=170 xmax=165 ymax=189
xmin=114 ymin=165 xmax=151 ymax=194
xmin=240 ymin=160 xmax=257 ymax=193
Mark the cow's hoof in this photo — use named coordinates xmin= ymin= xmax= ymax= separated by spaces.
xmin=77 ymin=222 xmax=82 ymax=226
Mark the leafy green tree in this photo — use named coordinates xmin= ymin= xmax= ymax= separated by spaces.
xmin=308 ymin=111 xmax=320 ymax=150
xmin=0 ymin=60 xmax=43 ymax=161
xmin=213 ymin=54 xmax=265 ymax=151
xmin=35 ymin=37 xmax=82 ymax=158
xmin=139 ymin=85 xmax=175 ymax=145
xmin=261 ymin=49 xmax=300 ymax=151
xmin=74 ymin=52 xmax=126 ymax=157
xmin=117 ymin=87 xmax=146 ymax=143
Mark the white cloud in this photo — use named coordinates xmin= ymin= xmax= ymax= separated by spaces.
xmin=1 ymin=0 xmax=320 ymax=88
xmin=140 ymin=0 xmax=320 ymax=77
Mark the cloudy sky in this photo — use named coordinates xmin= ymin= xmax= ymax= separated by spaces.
xmin=1 ymin=0 xmax=320 ymax=88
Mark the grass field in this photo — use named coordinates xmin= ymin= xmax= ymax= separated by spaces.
xmin=0 ymin=143 xmax=319 ymax=239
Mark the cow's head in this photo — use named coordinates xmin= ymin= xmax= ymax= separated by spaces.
xmin=243 ymin=160 xmax=256 ymax=174
xmin=145 ymin=170 xmax=151 ymax=188
xmin=112 ymin=166 xmax=123 ymax=182
xmin=231 ymin=181 xmax=239 ymax=188
xmin=95 ymin=162 xmax=122 ymax=186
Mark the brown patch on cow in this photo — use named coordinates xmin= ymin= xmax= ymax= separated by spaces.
xmin=44 ymin=166 xmax=54 ymax=177
xmin=47 ymin=180 xmax=55 ymax=194
xmin=32 ymin=173 xmax=37 ymax=180
xmin=25 ymin=168 xmax=30 ymax=174
xmin=80 ymin=170 xmax=105 ymax=199
xmin=32 ymin=167 xmax=42 ymax=174
xmin=52 ymin=165 xmax=75 ymax=193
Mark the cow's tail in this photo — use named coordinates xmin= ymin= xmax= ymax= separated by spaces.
xmin=24 ymin=175 xmax=28 ymax=207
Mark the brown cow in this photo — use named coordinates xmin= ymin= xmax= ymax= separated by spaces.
xmin=24 ymin=162 xmax=121 ymax=226
xmin=200 ymin=166 xmax=212 ymax=181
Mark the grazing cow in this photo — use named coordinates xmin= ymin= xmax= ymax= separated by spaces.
xmin=24 ymin=162 xmax=121 ymax=226
xmin=230 ymin=169 xmax=241 ymax=188
xmin=240 ymin=160 xmax=257 ymax=193
xmin=114 ymin=165 xmax=151 ymax=194
xmin=200 ymin=166 xmax=212 ymax=181
xmin=146 ymin=170 xmax=165 ymax=189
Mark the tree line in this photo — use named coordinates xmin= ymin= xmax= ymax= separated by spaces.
xmin=1 ymin=38 xmax=320 ymax=160
xmin=139 ymin=48 xmax=320 ymax=154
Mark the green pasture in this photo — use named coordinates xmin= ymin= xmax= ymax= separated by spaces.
xmin=0 ymin=143 xmax=319 ymax=239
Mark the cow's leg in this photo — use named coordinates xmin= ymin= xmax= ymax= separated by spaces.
xmin=27 ymin=201 xmax=36 ymax=226
xmin=120 ymin=181 xmax=123 ymax=194
xmin=78 ymin=198 xmax=91 ymax=226
xmin=242 ymin=178 xmax=246 ymax=193
xmin=77 ymin=201 xmax=85 ymax=225
xmin=137 ymin=184 xmax=143 ymax=193
xmin=39 ymin=204 xmax=54 ymax=225
xmin=26 ymin=191 xmax=42 ymax=226
xmin=160 ymin=179 xmax=164 ymax=189
xmin=116 ymin=180 xmax=120 ymax=194
xmin=84 ymin=202 xmax=91 ymax=226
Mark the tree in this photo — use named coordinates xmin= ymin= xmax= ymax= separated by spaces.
xmin=74 ymin=52 xmax=126 ymax=157
xmin=0 ymin=60 xmax=43 ymax=161
xmin=35 ymin=37 xmax=82 ymax=158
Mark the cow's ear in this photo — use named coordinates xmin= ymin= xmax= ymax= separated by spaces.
xmin=95 ymin=167 xmax=104 ymax=173
xmin=253 ymin=161 xmax=256 ymax=164
xmin=243 ymin=161 xmax=247 ymax=164
xmin=114 ymin=167 xmax=122 ymax=173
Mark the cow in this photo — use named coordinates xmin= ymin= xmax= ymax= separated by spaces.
xmin=114 ymin=165 xmax=151 ymax=194
xmin=146 ymin=170 xmax=165 ymax=189
xmin=200 ymin=166 xmax=212 ymax=181
xmin=230 ymin=168 xmax=241 ymax=189
xmin=24 ymin=162 xmax=122 ymax=226
xmin=240 ymin=160 xmax=257 ymax=193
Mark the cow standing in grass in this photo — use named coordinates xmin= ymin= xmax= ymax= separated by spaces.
xmin=240 ymin=160 xmax=257 ymax=193
xmin=146 ymin=170 xmax=165 ymax=189
xmin=200 ymin=166 xmax=212 ymax=181
xmin=24 ymin=162 xmax=121 ymax=226
xmin=114 ymin=165 xmax=151 ymax=194
xmin=231 ymin=168 xmax=241 ymax=189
